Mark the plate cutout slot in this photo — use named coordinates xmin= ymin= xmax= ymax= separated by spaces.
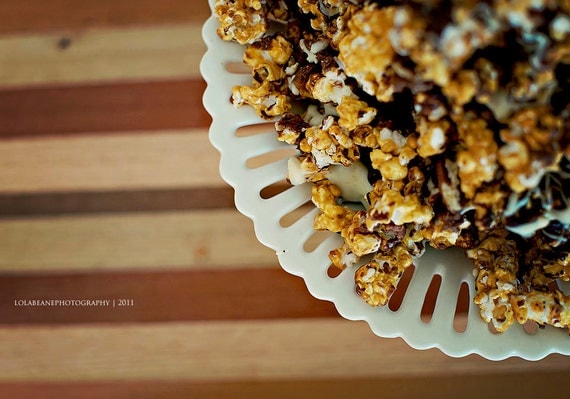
xmin=420 ymin=274 xmax=442 ymax=323
xmin=279 ymin=202 xmax=313 ymax=228
xmin=224 ymin=61 xmax=251 ymax=74
xmin=235 ymin=123 xmax=276 ymax=137
xmin=304 ymin=230 xmax=332 ymax=253
xmin=453 ymin=282 xmax=470 ymax=333
xmin=246 ymin=147 xmax=297 ymax=169
xmin=388 ymin=265 xmax=415 ymax=312
xmin=487 ymin=322 xmax=500 ymax=335
xmin=327 ymin=263 xmax=343 ymax=278
xmin=260 ymin=179 xmax=292 ymax=199
xmin=523 ymin=320 xmax=539 ymax=335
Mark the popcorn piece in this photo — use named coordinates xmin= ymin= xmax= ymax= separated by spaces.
xmin=355 ymin=245 xmax=413 ymax=307
xmin=368 ymin=181 xmax=433 ymax=226
xmin=368 ymin=127 xmax=418 ymax=181
xmin=215 ymin=0 xmax=269 ymax=45
xmin=244 ymin=34 xmax=293 ymax=82
xmin=456 ymin=118 xmax=499 ymax=199
xmin=341 ymin=210 xmax=382 ymax=257
xmin=329 ymin=242 xmax=360 ymax=271
xmin=325 ymin=1 xmax=364 ymax=48
xmin=300 ymin=37 xmax=330 ymax=64
xmin=416 ymin=118 xmax=450 ymax=158
xmin=429 ymin=218 xmax=474 ymax=249
xmin=551 ymin=13 xmax=570 ymax=41
xmin=466 ymin=230 xmax=520 ymax=332
xmin=288 ymin=57 xmax=357 ymax=104
xmin=231 ymin=80 xmax=291 ymax=118
xmin=312 ymin=180 xmax=356 ymax=234
xmin=337 ymin=97 xmax=377 ymax=131
xmin=442 ymin=70 xmax=479 ymax=109
xmin=298 ymin=0 xmax=334 ymax=32
xmin=276 ymin=112 xmax=308 ymax=145
xmin=512 ymin=290 xmax=570 ymax=329
xmin=299 ymin=116 xmax=359 ymax=168
xmin=338 ymin=4 xmax=397 ymax=101
xmin=498 ymin=107 xmax=564 ymax=193
xmin=525 ymin=248 xmax=570 ymax=287
xmin=438 ymin=3 xmax=502 ymax=71
xmin=388 ymin=6 xmax=425 ymax=57
xmin=310 ymin=68 xmax=357 ymax=104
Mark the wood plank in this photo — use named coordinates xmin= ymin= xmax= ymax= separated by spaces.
xmin=0 ymin=268 xmax=338 ymax=324
xmin=0 ymin=319 xmax=567 ymax=382
xmin=0 ymin=184 xmax=292 ymax=217
xmin=0 ymin=210 xmax=277 ymax=271
xmin=0 ymin=130 xmax=222 ymax=193
xmin=0 ymin=184 xmax=293 ymax=216
xmin=0 ymin=24 xmax=206 ymax=88
xmin=0 ymin=187 xmax=236 ymax=216
xmin=0 ymin=80 xmax=210 ymax=137
xmin=1 ymin=373 xmax=569 ymax=399
xmin=0 ymin=0 xmax=211 ymax=34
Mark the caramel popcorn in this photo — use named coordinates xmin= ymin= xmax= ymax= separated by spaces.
xmin=311 ymin=180 xmax=356 ymax=234
xmin=215 ymin=0 xmax=269 ymax=44
xmin=498 ymin=107 xmax=564 ymax=193
xmin=467 ymin=228 xmax=570 ymax=332
xmin=243 ymin=34 xmax=293 ymax=82
xmin=355 ymin=245 xmax=414 ymax=306
xmin=215 ymin=0 xmax=570 ymax=333
xmin=456 ymin=118 xmax=499 ymax=199
xmin=300 ymin=116 xmax=359 ymax=168
xmin=231 ymin=80 xmax=291 ymax=117
xmin=338 ymin=4 xmax=397 ymax=101
xmin=337 ymin=97 xmax=377 ymax=131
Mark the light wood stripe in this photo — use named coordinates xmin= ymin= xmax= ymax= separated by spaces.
xmin=0 ymin=80 xmax=210 ymax=136
xmin=0 ymin=130 xmax=222 ymax=193
xmin=0 ymin=210 xmax=277 ymax=272
xmin=0 ymin=24 xmax=206 ymax=88
xmin=0 ymin=0 xmax=211 ymax=34
xmin=0 ymin=319 xmax=567 ymax=382
xmin=0 ymin=268 xmax=337 ymax=324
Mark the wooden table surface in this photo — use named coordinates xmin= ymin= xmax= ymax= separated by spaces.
xmin=0 ymin=1 xmax=569 ymax=398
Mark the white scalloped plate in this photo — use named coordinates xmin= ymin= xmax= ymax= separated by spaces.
xmin=200 ymin=0 xmax=570 ymax=360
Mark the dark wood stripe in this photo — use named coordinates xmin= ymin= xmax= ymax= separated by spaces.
xmin=0 ymin=372 xmax=568 ymax=399
xmin=0 ymin=0 xmax=211 ymax=34
xmin=0 ymin=187 xmax=236 ymax=217
xmin=0 ymin=79 xmax=211 ymax=137
xmin=0 ymin=264 xmax=467 ymax=325
xmin=0 ymin=268 xmax=339 ymax=324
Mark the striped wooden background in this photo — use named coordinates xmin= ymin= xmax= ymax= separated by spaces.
xmin=0 ymin=1 xmax=569 ymax=397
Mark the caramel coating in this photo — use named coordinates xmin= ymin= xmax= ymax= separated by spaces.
xmin=215 ymin=0 xmax=570 ymax=333
xmin=355 ymin=245 xmax=413 ymax=307
xmin=215 ymin=0 xmax=268 ymax=45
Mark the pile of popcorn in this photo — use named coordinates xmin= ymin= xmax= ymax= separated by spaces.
xmin=215 ymin=0 xmax=570 ymax=332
